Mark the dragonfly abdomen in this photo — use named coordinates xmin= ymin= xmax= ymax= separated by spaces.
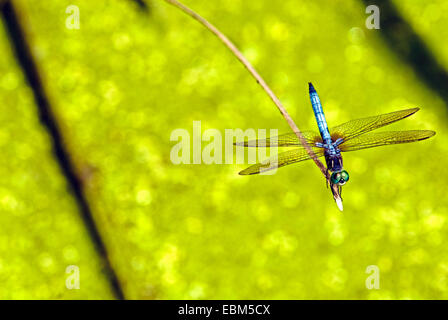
xmin=309 ymin=83 xmax=332 ymax=144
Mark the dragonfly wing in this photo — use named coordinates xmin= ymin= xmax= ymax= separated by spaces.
xmin=234 ymin=130 xmax=321 ymax=147
xmin=339 ymin=130 xmax=435 ymax=152
xmin=238 ymin=147 xmax=325 ymax=175
xmin=331 ymin=108 xmax=420 ymax=142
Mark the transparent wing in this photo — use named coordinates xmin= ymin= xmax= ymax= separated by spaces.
xmin=330 ymin=108 xmax=420 ymax=142
xmin=239 ymin=147 xmax=325 ymax=175
xmin=339 ymin=130 xmax=435 ymax=152
xmin=234 ymin=130 xmax=321 ymax=148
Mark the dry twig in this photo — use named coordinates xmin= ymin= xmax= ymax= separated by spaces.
xmin=163 ymin=0 xmax=343 ymax=210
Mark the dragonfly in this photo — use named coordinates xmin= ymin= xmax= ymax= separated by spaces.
xmin=235 ymin=82 xmax=435 ymax=189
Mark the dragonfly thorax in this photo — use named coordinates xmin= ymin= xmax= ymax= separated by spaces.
xmin=324 ymin=151 xmax=343 ymax=172
xmin=315 ymin=139 xmax=344 ymax=172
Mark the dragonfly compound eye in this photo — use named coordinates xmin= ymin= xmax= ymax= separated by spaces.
xmin=330 ymin=172 xmax=342 ymax=184
xmin=340 ymin=170 xmax=349 ymax=182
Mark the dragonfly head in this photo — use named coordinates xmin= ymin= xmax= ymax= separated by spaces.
xmin=331 ymin=170 xmax=350 ymax=186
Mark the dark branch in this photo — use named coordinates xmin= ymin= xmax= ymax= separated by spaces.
xmin=0 ymin=1 xmax=125 ymax=299
xmin=362 ymin=0 xmax=448 ymax=104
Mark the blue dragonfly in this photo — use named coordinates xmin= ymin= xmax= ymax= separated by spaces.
xmin=235 ymin=83 xmax=435 ymax=188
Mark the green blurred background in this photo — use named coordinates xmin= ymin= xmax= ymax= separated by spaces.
xmin=0 ymin=0 xmax=447 ymax=299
